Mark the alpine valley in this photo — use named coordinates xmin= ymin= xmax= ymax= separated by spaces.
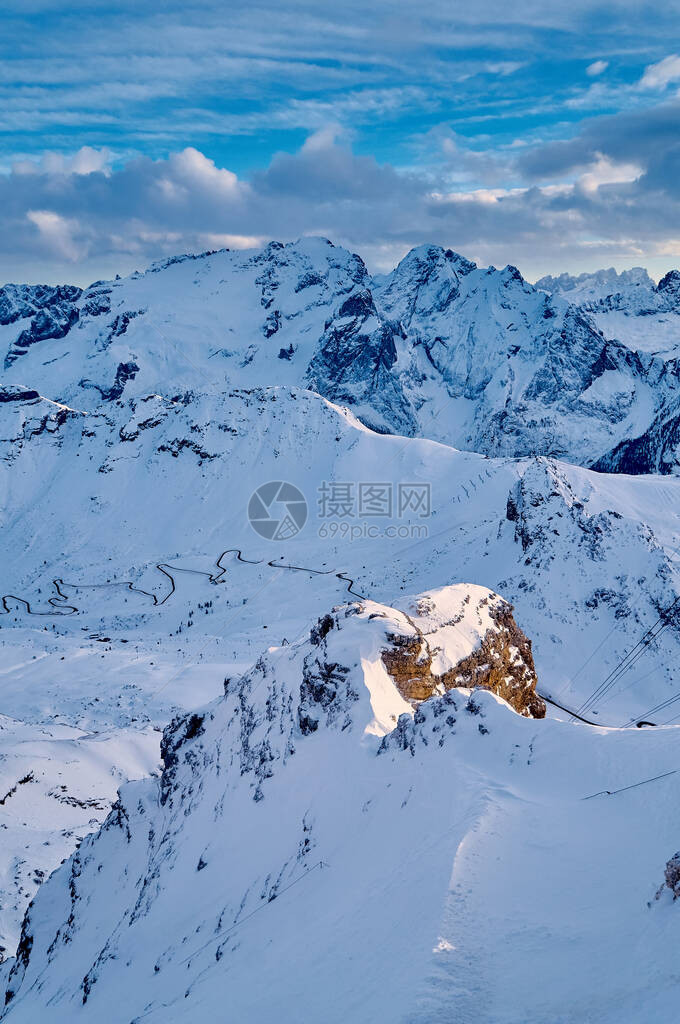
xmin=2 ymin=238 xmax=680 ymax=1023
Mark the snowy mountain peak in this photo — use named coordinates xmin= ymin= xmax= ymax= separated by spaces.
xmin=397 ymin=243 xmax=477 ymax=276
xmin=535 ymin=266 xmax=655 ymax=303
xmin=1 ymin=236 xmax=680 ymax=473
xmin=374 ymin=243 xmax=476 ymax=328
xmin=657 ymin=268 xmax=680 ymax=301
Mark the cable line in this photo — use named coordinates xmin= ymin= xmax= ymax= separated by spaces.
xmin=623 ymin=688 xmax=680 ymax=729
xmin=575 ymin=596 xmax=680 ymax=717
xmin=582 ymin=768 xmax=678 ymax=800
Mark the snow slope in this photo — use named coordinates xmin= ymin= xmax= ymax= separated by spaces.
xmin=0 ymin=716 xmax=158 ymax=960
xmin=3 ymin=387 xmax=679 ymax=726
xmin=4 ymin=600 xmax=680 ymax=1023
xmin=2 ymin=386 xmax=680 ymax=955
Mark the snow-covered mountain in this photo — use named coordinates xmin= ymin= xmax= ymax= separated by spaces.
xmin=2 ymin=237 xmax=680 ymax=471
xmin=3 ymin=238 xmax=680 ymax=1021
xmin=3 ymin=384 xmax=679 ymax=726
xmin=536 ymin=266 xmax=657 ymax=307
xmin=3 ymin=383 xmax=680 ymax=964
xmin=5 ymin=592 xmax=680 ymax=1023
xmin=537 ymin=263 xmax=680 ymax=472
xmin=537 ymin=265 xmax=680 ymax=360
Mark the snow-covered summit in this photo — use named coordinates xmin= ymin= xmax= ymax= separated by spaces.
xmin=536 ymin=266 xmax=655 ymax=305
xmin=537 ymin=263 xmax=680 ymax=363
xmin=3 ymin=235 xmax=679 ymax=471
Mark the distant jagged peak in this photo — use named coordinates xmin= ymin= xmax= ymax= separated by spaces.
xmin=536 ymin=266 xmax=655 ymax=299
xmin=0 ymin=282 xmax=82 ymax=327
xmin=537 ymin=264 xmax=680 ymax=320
xmin=657 ymin=268 xmax=680 ymax=298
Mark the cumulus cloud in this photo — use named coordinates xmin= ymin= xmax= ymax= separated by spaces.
xmin=516 ymin=101 xmax=680 ymax=181
xmin=13 ymin=146 xmax=113 ymax=177
xmin=164 ymin=148 xmax=244 ymax=198
xmin=2 ymin=110 xmax=680 ymax=286
xmin=25 ymin=210 xmax=85 ymax=262
xmin=639 ymin=54 xmax=680 ymax=89
xmin=586 ymin=60 xmax=609 ymax=77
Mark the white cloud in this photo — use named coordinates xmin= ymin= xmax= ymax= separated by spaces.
xmin=301 ymin=125 xmax=345 ymax=154
xmin=13 ymin=146 xmax=113 ymax=177
xmin=197 ymin=232 xmax=265 ymax=249
xmin=431 ymin=186 xmax=527 ymax=204
xmin=168 ymin=147 xmax=242 ymax=195
xmin=639 ymin=54 xmax=680 ymax=89
xmin=576 ymin=154 xmax=642 ymax=192
xmin=586 ymin=60 xmax=609 ymax=77
xmin=0 ymin=115 xmax=678 ymax=286
xmin=26 ymin=210 xmax=85 ymax=262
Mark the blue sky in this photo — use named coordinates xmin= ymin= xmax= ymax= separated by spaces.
xmin=2 ymin=0 xmax=680 ymax=283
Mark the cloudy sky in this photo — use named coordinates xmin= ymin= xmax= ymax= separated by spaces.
xmin=3 ymin=0 xmax=680 ymax=283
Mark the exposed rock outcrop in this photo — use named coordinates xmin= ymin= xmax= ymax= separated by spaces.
xmin=665 ymin=851 xmax=680 ymax=897
xmin=381 ymin=586 xmax=545 ymax=718
xmin=2 ymin=284 xmax=82 ymax=368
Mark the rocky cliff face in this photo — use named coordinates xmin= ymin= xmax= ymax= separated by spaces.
xmin=374 ymin=248 xmax=676 ymax=464
xmin=537 ymin=264 xmax=680 ymax=364
xmin=1 ymin=284 xmax=82 ymax=368
xmin=592 ymin=394 xmax=680 ymax=475
xmin=305 ymin=287 xmax=415 ymax=434
xmin=380 ymin=586 xmax=544 ymax=718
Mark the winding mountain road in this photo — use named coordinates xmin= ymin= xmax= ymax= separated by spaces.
xmin=0 ymin=548 xmax=366 ymax=618
xmin=1 ymin=552 xmax=615 ymax=726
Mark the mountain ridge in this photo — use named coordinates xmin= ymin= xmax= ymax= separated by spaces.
xmin=2 ymin=236 xmax=680 ymax=473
